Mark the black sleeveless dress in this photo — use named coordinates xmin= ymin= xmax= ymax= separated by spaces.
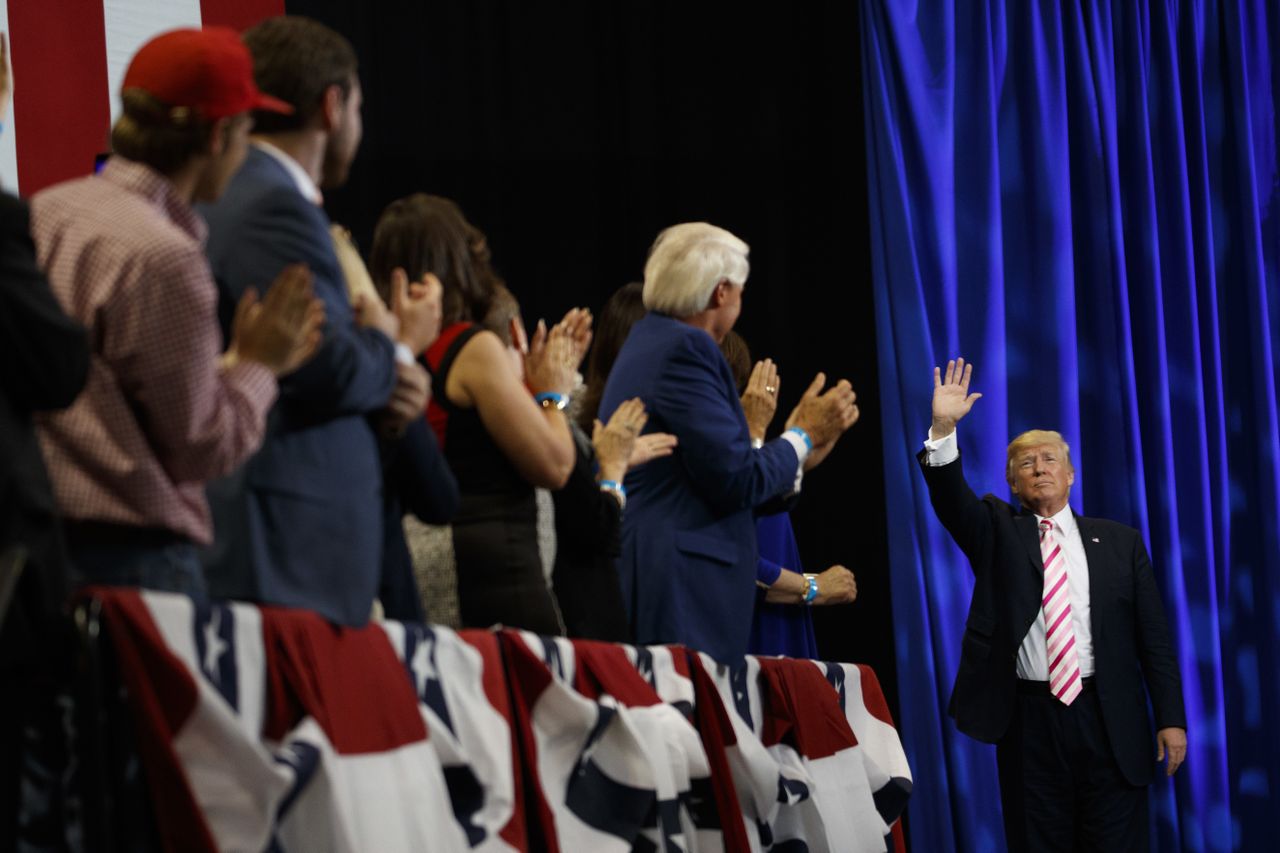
xmin=423 ymin=323 xmax=562 ymax=634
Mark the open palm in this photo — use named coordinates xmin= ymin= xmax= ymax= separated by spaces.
xmin=932 ymin=357 xmax=982 ymax=433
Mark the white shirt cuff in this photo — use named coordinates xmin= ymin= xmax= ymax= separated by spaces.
xmin=779 ymin=429 xmax=809 ymax=493
xmin=923 ymin=427 xmax=959 ymax=466
xmin=394 ymin=342 xmax=417 ymax=366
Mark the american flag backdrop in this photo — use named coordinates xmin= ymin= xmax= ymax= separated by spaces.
xmin=0 ymin=0 xmax=284 ymax=197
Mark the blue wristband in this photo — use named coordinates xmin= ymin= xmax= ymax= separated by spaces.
xmin=534 ymin=391 xmax=568 ymax=410
xmin=599 ymin=479 xmax=626 ymax=509
xmin=803 ymin=574 xmax=819 ymax=604
xmin=787 ymin=426 xmax=813 ymax=451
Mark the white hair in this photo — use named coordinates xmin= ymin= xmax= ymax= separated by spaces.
xmin=641 ymin=222 xmax=749 ymax=318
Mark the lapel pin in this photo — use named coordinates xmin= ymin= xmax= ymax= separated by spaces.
xmin=1091 ymin=537 xmax=1100 ymax=543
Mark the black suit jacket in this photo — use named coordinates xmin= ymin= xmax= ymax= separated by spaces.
xmin=918 ymin=447 xmax=1186 ymax=786
xmin=0 ymin=193 xmax=87 ymax=650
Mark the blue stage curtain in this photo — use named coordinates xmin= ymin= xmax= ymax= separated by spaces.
xmin=860 ymin=1 xmax=1280 ymax=850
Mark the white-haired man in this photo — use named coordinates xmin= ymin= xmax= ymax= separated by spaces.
xmin=921 ymin=357 xmax=1186 ymax=851
xmin=599 ymin=222 xmax=858 ymax=661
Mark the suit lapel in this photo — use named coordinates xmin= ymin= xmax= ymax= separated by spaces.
xmin=1016 ymin=511 xmax=1044 ymax=578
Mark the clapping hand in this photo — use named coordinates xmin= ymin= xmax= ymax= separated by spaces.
xmin=593 ymin=397 xmax=647 ymax=482
xmin=390 ymin=267 xmax=443 ymax=356
xmin=741 ymin=358 xmax=779 ymax=441
xmin=227 ymin=264 xmax=325 ymax=377
xmin=931 ymin=357 xmax=983 ymax=439
xmin=785 ymin=372 xmax=860 ymax=470
xmin=553 ymin=307 xmax=593 ymax=370
xmin=524 ymin=319 xmax=578 ymax=397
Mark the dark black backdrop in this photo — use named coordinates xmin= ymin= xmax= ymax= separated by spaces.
xmin=288 ymin=0 xmax=897 ymax=718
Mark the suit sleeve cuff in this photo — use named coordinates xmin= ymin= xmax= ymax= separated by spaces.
xmin=757 ymin=557 xmax=783 ymax=586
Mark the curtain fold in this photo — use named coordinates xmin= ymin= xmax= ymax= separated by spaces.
xmin=861 ymin=1 xmax=1280 ymax=850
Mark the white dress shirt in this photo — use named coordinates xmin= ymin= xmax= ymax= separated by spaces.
xmin=922 ymin=428 xmax=1094 ymax=680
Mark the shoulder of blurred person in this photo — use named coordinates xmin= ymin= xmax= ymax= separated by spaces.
xmin=0 ymin=192 xmax=88 ymax=414
xmin=0 ymin=191 xmax=88 ymax=626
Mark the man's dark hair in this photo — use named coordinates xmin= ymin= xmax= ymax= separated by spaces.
xmin=369 ymin=193 xmax=502 ymax=328
xmin=243 ymin=15 xmax=357 ymax=133
xmin=110 ymin=89 xmax=215 ymax=175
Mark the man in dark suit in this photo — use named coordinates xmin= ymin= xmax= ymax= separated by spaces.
xmin=599 ymin=222 xmax=859 ymax=661
xmin=920 ymin=357 xmax=1187 ymax=851
xmin=202 ymin=16 xmax=438 ymax=626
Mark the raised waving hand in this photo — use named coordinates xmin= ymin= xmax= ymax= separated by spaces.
xmin=931 ymin=357 xmax=982 ymax=438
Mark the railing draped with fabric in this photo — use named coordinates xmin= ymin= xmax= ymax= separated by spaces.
xmin=82 ymin=588 xmax=911 ymax=853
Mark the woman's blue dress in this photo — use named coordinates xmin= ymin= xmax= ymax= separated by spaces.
xmin=747 ymin=512 xmax=819 ymax=658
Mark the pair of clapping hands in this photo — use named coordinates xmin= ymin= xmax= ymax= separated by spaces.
xmin=519 ymin=307 xmax=678 ymax=480
xmin=741 ymin=359 xmax=860 ymax=471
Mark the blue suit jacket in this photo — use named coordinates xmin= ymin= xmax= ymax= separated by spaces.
xmin=200 ymin=147 xmax=397 ymax=625
xmin=599 ymin=312 xmax=801 ymax=660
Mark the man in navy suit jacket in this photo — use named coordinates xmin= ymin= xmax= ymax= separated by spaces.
xmin=600 ymin=223 xmax=859 ymax=660
xmin=202 ymin=17 xmax=431 ymax=626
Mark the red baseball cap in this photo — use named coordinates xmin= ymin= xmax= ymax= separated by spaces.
xmin=122 ymin=26 xmax=293 ymax=120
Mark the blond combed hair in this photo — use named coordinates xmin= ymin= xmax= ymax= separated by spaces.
xmin=1005 ymin=429 xmax=1073 ymax=484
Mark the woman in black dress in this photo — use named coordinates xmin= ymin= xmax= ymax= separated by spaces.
xmin=369 ymin=194 xmax=586 ymax=634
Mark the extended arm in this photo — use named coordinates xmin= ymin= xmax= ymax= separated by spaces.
xmin=918 ymin=358 xmax=991 ymax=563
xmin=454 ymin=330 xmax=576 ymax=489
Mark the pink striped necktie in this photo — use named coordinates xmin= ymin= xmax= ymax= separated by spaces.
xmin=1040 ymin=519 xmax=1082 ymax=705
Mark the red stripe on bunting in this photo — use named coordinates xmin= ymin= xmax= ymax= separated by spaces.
xmin=8 ymin=0 xmax=111 ymax=195
xmin=92 ymin=588 xmax=217 ymax=853
xmin=199 ymin=0 xmax=284 ymax=31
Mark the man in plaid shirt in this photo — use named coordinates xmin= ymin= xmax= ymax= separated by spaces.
xmin=31 ymin=28 xmax=324 ymax=602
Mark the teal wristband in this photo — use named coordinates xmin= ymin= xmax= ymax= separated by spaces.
xmin=787 ymin=426 xmax=813 ymax=451
xmin=803 ymin=573 xmax=819 ymax=604
xmin=599 ymin=479 xmax=626 ymax=509
xmin=535 ymin=391 xmax=568 ymax=410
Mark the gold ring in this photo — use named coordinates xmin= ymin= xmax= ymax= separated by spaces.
xmin=766 ymin=385 xmax=777 ymax=394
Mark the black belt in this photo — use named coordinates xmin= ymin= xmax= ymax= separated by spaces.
xmin=63 ymin=520 xmax=190 ymax=550
xmin=1016 ymin=675 xmax=1095 ymax=696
